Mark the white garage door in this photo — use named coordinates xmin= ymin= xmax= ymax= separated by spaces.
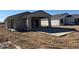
xmin=41 ymin=19 xmax=48 ymax=26
xmin=51 ymin=19 xmax=60 ymax=26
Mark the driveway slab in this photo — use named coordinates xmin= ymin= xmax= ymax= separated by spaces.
xmin=32 ymin=27 xmax=76 ymax=36
xmin=39 ymin=31 xmax=74 ymax=36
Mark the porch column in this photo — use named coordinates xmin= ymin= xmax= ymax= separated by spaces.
xmin=5 ymin=22 xmax=7 ymax=29
xmin=26 ymin=17 xmax=32 ymax=30
xmin=63 ymin=19 xmax=65 ymax=25
xmin=39 ymin=19 xmax=41 ymax=27
xmin=48 ymin=18 xmax=51 ymax=27
xmin=5 ymin=21 xmax=8 ymax=29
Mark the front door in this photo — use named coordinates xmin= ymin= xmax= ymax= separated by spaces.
xmin=35 ymin=20 xmax=39 ymax=27
xmin=31 ymin=19 xmax=40 ymax=28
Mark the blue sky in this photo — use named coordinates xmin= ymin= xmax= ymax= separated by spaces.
xmin=1 ymin=10 xmax=79 ymax=22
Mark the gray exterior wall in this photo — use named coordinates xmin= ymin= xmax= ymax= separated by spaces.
xmin=5 ymin=16 xmax=27 ymax=31
xmin=64 ymin=17 xmax=75 ymax=25
xmin=12 ymin=17 xmax=27 ymax=31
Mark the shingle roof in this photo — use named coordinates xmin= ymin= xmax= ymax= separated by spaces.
xmin=71 ymin=14 xmax=79 ymax=18
xmin=51 ymin=13 xmax=69 ymax=20
xmin=24 ymin=10 xmax=51 ymax=18
xmin=5 ymin=12 xmax=31 ymax=21
xmin=8 ymin=12 xmax=31 ymax=18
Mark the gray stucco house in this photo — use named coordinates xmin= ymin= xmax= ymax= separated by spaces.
xmin=5 ymin=10 xmax=51 ymax=31
xmin=4 ymin=10 xmax=79 ymax=31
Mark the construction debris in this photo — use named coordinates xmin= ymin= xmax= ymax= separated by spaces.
xmin=0 ymin=41 xmax=21 ymax=49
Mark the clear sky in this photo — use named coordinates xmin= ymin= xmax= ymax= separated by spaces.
xmin=1 ymin=10 xmax=79 ymax=22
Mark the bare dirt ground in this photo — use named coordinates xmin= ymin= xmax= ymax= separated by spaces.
xmin=0 ymin=26 xmax=79 ymax=49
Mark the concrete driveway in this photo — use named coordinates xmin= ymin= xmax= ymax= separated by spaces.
xmin=32 ymin=27 xmax=76 ymax=36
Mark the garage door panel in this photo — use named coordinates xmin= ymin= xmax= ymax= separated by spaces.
xmin=51 ymin=20 xmax=60 ymax=26
xmin=41 ymin=20 xmax=48 ymax=26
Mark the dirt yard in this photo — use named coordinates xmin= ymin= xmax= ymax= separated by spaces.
xmin=0 ymin=26 xmax=79 ymax=49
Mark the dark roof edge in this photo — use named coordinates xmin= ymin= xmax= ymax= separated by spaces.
xmin=7 ymin=11 xmax=31 ymax=18
xmin=31 ymin=10 xmax=51 ymax=16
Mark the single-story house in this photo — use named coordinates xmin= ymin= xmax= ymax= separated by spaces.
xmin=4 ymin=10 xmax=79 ymax=31
xmin=5 ymin=10 xmax=51 ymax=31
xmin=64 ymin=14 xmax=79 ymax=25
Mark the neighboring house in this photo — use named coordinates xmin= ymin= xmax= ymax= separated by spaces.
xmin=60 ymin=14 xmax=79 ymax=25
xmin=5 ymin=10 xmax=51 ymax=31
xmin=42 ymin=13 xmax=79 ymax=26
xmin=50 ymin=13 xmax=69 ymax=26
xmin=69 ymin=14 xmax=79 ymax=25
xmin=41 ymin=13 xmax=69 ymax=26
xmin=4 ymin=10 xmax=79 ymax=32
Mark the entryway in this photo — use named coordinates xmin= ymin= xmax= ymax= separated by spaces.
xmin=31 ymin=17 xmax=41 ymax=28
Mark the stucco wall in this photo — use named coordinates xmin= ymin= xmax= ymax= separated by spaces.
xmin=14 ymin=17 xmax=27 ymax=31
xmin=65 ymin=17 xmax=75 ymax=25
